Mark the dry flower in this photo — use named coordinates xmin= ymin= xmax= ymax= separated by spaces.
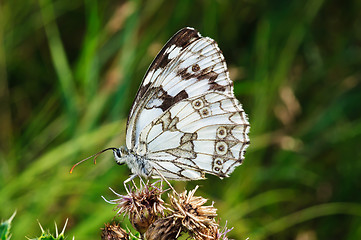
xmin=103 ymin=182 xmax=234 ymax=239
xmin=197 ymin=224 xmax=219 ymax=240
xmin=169 ymin=185 xmax=219 ymax=239
xmin=101 ymin=222 xmax=129 ymax=240
xmin=197 ymin=222 xmax=234 ymax=240
xmin=216 ymin=222 xmax=233 ymax=240
xmin=144 ymin=217 xmax=182 ymax=240
xmin=105 ymin=181 xmax=166 ymax=234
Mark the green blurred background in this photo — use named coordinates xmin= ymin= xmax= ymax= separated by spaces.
xmin=1 ymin=0 xmax=361 ymax=239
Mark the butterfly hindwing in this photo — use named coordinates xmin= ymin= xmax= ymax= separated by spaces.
xmin=135 ymin=92 xmax=250 ymax=180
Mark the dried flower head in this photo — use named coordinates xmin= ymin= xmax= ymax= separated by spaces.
xmin=106 ymin=181 xmax=166 ymax=234
xmin=144 ymin=217 xmax=182 ymax=240
xmin=197 ymin=222 xmax=233 ymax=240
xmin=101 ymin=223 xmax=129 ymax=240
xmin=217 ymin=222 xmax=233 ymax=240
xmin=198 ymin=224 xmax=219 ymax=240
xmin=169 ymin=185 xmax=218 ymax=239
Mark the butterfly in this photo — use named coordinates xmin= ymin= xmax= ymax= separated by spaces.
xmin=107 ymin=27 xmax=251 ymax=182
xmin=68 ymin=28 xmax=250 ymax=182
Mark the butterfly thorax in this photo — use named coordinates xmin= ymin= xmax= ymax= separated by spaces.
xmin=113 ymin=146 xmax=152 ymax=178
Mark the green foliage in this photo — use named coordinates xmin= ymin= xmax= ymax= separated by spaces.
xmin=28 ymin=220 xmax=71 ymax=240
xmin=30 ymin=231 xmax=65 ymax=240
xmin=0 ymin=212 xmax=16 ymax=240
xmin=1 ymin=0 xmax=361 ymax=239
xmin=0 ymin=213 xmax=71 ymax=240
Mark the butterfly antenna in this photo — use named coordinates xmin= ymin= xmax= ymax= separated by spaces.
xmin=69 ymin=147 xmax=118 ymax=173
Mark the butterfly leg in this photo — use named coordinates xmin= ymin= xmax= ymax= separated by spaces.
xmin=123 ymin=174 xmax=137 ymax=194
xmin=152 ymin=168 xmax=177 ymax=194
xmin=138 ymin=176 xmax=146 ymax=187
xmin=131 ymin=179 xmax=138 ymax=190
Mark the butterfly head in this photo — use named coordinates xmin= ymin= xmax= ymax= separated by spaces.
xmin=113 ymin=146 xmax=129 ymax=165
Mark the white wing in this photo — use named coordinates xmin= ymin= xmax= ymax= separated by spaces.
xmin=136 ymin=92 xmax=250 ymax=180
xmin=126 ymin=28 xmax=234 ymax=150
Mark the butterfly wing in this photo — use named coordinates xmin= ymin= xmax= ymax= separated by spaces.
xmin=126 ymin=28 xmax=234 ymax=150
xmin=126 ymin=27 xmax=250 ymax=180
xmin=137 ymin=92 xmax=250 ymax=180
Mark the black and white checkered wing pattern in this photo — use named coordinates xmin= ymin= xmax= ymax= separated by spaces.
xmin=126 ymin=27 xmax=250 ymax=180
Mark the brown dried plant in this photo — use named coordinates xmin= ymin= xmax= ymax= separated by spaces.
xmin=102 ymin=181 xmax=233 ymax=240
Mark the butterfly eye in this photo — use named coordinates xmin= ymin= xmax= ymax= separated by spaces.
xmin=115 ymin=149 xmax=122 ymax=158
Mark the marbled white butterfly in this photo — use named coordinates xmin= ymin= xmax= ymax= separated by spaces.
xmin=71 ymin=27 xmax=250 ymax=182
xmin=112 ymin=27 xmax=250 ymax=182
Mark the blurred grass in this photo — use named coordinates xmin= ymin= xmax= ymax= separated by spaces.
xmin=1 ymin=0 xmax=361 ymax=239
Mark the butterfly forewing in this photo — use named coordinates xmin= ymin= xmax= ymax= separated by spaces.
xmin=126 ymin=28 xmax=235 ymax=149
xmin=125 ymin=27 xmax=250 ymax=180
